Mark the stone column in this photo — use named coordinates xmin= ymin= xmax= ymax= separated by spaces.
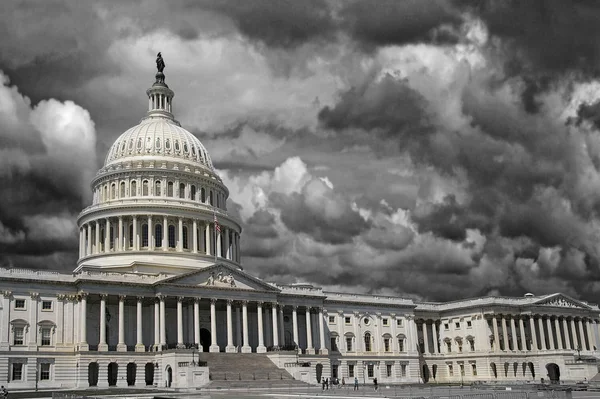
xmin=210 ymin=299 xmax=219 ymax=352
xmin=257 ymin=302 xmax=266 ymax=353
xmin=148 ymin=215 xmax=153 ymax=250
xmin=279 ymin=305 xmax=285 ymax=347
xmin=501 ymin=316 xmax=509 ymax=351
xmin=236 ymin=303 xmax=242 ymax=349
xmin=117 ymin=295 xmax=126 ymax=351
xmin=80 ymin=293 xmax=89 ymax=351
xmin=538 ymin=317 xmax=547 ymax=350
xmin=492 ymin=315 xmax=499 ymax=352
xmin=118 ymin=216 xmax=123 ymax=251
xmin=519 ymin=317 xmax=527 ymax=351
xmin=159 ymin=296 xmax=166 ymax=348
xmin=592 ymin=320 xmax=599 ymax=350
xmin=135 ymin=297 xmax=144 ymax=352
xmin=242 ymin=301 xmax=251 ymax=353
xmin=224 ymin=228 xmax=230 ymax=259
xmin=586 ymin=319 xmax=597 ymax=350
xmin=271 ymin=303 xmax=279 ymax=348
xmin=177 ymin=297 xmax=185 ymax=348
xmin=530 ymin=315 xmax=538 ymax=350
xmin=431 ymin=321 xmax=438 ymax=353
xmin=87 ymin=224 xmax=92 ymax=255
xmin=154 ymin=299 xmax=160 ymax=350
xmin=422 ymin=321 xmax=430 ymax=354
xmin=292 ymin=306 xmax=299 ymax=348
xmin=28 ymin=292 xmax=38 ymax=348
xmin=306 ymin=307 xmax=314 ymax=354
xmin=216 ymin=227 xmax=222 ymax=258
xmin=163 ymin=216 xmax=168 ymax=250
xmin=177 ymin=217 xmax=183 ymax=251
xmin=193 ymin=219 xmax=198 ymax=253
xmin=319 ymin=307 xmax=327 ymax=354
xmin=391 ymin=313 xmax=397 ymax=353
xmin=555 ymin=317 xmax=564 ymax=350
xmin=79 ymin=227 xmax=83 ymax=258
xmin=578 ymin=318 xmax=587 ymax=350
xmin=194 ymin=298 xmax=200 ymax=348
xmin=55 ymin=294 xmax=65 ymax=346
xmin=132 ymin=216 xmax=138 ymax=250
xmin=105 ymin=218 xmax=111 ymax=252
xmin=546 ymin=317 xmax=555 ymax=350
xmin=95 ymin=220 xmax=100 ymax=253
xmin=571 ymin=318 xmax=579 ymax=349
xmin=226 ymin=299 xmax=235 ymax=352
xmin=205 ymin=223 xmax=211 ymax=255
xmin=99 ymin=294 xmax=108 ymax=351
xmin=510 ymin=317 xmax=517 ymax=351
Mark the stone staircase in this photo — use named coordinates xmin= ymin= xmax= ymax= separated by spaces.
xmin=198 ymin=352 xmax=309 ymax=388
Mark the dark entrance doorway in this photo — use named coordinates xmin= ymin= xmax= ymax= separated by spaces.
xmin=145 ymin=363 xmax=154 ymax=386
xmin=166 ymin=365 xmax=173 ymax=387
xmin=126 ymin=363 xmax=136 ymax=386
xmin=546 ymin=363 xmax=560 ymax=383
xmin=200 ymin=328 xmax=211 ymax=352
xmin=422 ymin=365 xmax=430 ymax=383
xmin=332 ymin=364 xmax=338 ymax=379
xmin=88 ymin=362 xmax=99 ymax=387
xmin=108 ymin=362 xmax=118 ymax=386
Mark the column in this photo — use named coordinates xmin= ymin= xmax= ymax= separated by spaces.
xmin=422 ymin=321 xmax=430 ymax=354
xmin=136 ymin=297 xmax=144 ymax=352
xmin=546 ymin=317 xmax=555 ymax=350
xmin=159 ymin=296 xmax=166 ymax=348
xmin=28 ymin=293 xmax=39 ymax=348
xmin=571 ymin=318 xmax=579 ymax=349
xmin=80 ymin=293 xmax=88 ymax=350
xmin=194 ymin=298 xmax=200 ymax=348
xmin=242 ymin=301 xmax=251 ymax=353
xmin=193 ymin=219 xmax=198 ymax=253
xmin=177 ymin=217 xmax=183 ymax=251
xmin=210 ymin=299 xmax=219 ymax=352
xmin=55 ymin=295 xmax=65 ymax=346
xmin=519 ymin=317 xmax=527 ymax=351
xmin=586 ymin=319 xmax=597 ymax=350
xmin=510 ymin=317 xmax=517 ymax=351
xmin=87 ymin=224 xmax=92 ymax=255
xmin=163 ymin=216 xmax=168 ymax=250
xmin=319 ymin=307 xmax=327 ymax=354
xmin=95 ymin=221 xmax=100 ymax=253
xmin=177 ymin=297 xmax=184 ymax=348
xmin=538 ymin=317 xmax=547 ymax=351
xmin=99 ymin=294 xmax=108 ymax=351
xmin=492 ymin=315 xmax=499 ymax=352
xmin=530 ymin=315 xmax=538 ymax=350
xmin=563 ymin=317 xmax=571 ymax=349
xmin=205 ymin=223 xmax=211 ymax=255
xmin=271 ymin=303 xmax=279 ymax=348
xmin=578 ymin=318 xmax=587 ymax=350
xmin=226 ymin=299 xmax=235 ymax=352
xmin=79 ymin=228 xmax=83 ymax=258
xmin=224 ymin=228 xmax=230 ymax=259
xmin=292 ymin=306 xmax=299 ymax=348
xmin=216 ymin=228 xmax=222 ymax=258
xmin=555 ymin=317 xmax=564 ymax=350
xmin=592 ymin=320 xmax=599 ymax=350
xmin=118 ymin=216 xmax=123 ymax=251
xmin=147 ymin=215 xmax=153 ymax=250
xmin=236 ymin=303 xmax=242 ymax=350
xmin=257 ymin=302 xmax=266 ymax=353
xmin=391 ymin=314 xmax=397 ymax=353
xmin=501 ymin=316 xmax=509 ymax=351
xmin=104 ymin=218 xmax=110 ymax=252
xmin=117 ymin=295 xmax=126 ymax=351
xmin=133 ymin=216 xmax=138 ymax=250
xmin=305 ymin=307 xmax=314 ymax=354
xmin=154 ymin=299 xmax=160 ymax=350
xmin=431 ymin=321 xmax=438 ymax=353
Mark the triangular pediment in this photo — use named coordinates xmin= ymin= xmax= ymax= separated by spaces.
xmin=534 ymin=293 xmax=591 ymax=309
xmin=157 ymin=263 xmax=280 ymax=292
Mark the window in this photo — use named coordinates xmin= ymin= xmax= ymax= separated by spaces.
xmin=183 ymin=226 xmax=189 ymax=249
xmin=384 ymin=337 xmax=390 ymax=352
xmin=15 ymin=299 xmax=26 ymax=309
xmin=42 ymin=301 xmax=52 ymax=311
xmin=155 ymin=180 xmax=161 ymax=196
xmin=467 ymin=320 xmax=472 ymax=328
xmin=455 ymin=322 xmax=460 ymax=328
xmin=398 ymin=338 xmax=404 ymax=352
xmin=155 ymin=225 xmax=162 ymax=247
xmin=168 ymin=225 xmax=176 ymax=248
xmin=120 ymin=182 xmax=125 ymax=197
xmin=446 ymin=341 xmax=452 ymax=352
xmin=444 ymin=323 xmax=449 ymax=330
xmin=142 ymin=224 xmax=148 ymax=247
xmin=345 ymin=317 xmax=351 ymax=325
xmin=470 ymin=340 xmax=475 ymax=351
xmin=364 ymin=333 xmax=371 ymax=352
xmin=460 ymin=364 xmax=465 ymax=376
xmin=11 ymin=363 xmax=23 ymax=381
xmin=130 ymin=181 xmax=137 ymax=196
xmin=330 ymin=337 xmax=338 ymax=352
xmin=129 ymin=224 xmax=134 ymax=247
xmin=363 ymin=317 xmax=370 ymax=326
xmin=328 ymin=316 xmax=336 ymax=324
xmin=179 ymin=183 xmax=186 ymax=198
xmin=346 ymin=337 xmax=353 ymax=351
xmin=448 ymin=364 xmax=454 ymax=376
xmin=167 ymin=182 xmax=174 ymax=197
xmin=209 ymin=191 xmax=213 ymax=205
xmin=386 ymin=364 xmax=392 ymax=378
xmin=201 ymin=187 xmax=206 ymax=203
xmin=396 ymin=319 xmax=403 ymax=327
xmin=13 ymin=327 xmax=24 ymax=345
xmin=40 ymin=363 xmax=50 ymax=380
xmin=109 ymin=226 xmax=114 ymax=249
xmin=382 ymin=318 xmax=389 ymax=326
xmin=401 ymin=364 xmax=407 ymax=377
xmin=41 ymin=327 xmax=52 ymax=346
xmin=472 ymin=364 xmax=477 ymax=376
xmin=191 ymin=185 xmax=196 ymax=201
xmin=111 ymin=183 xmax=116 ymax=199
xmin=142 ymin=180 xmax=149 ymax=196
xmin=348 ymin=364 xmax=354 ymax=378
xmin=367 ymin=364 xmax=374 ymax=378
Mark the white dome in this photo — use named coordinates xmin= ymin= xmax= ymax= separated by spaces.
xmin=104 ymin=117 xmax=214 ymax=170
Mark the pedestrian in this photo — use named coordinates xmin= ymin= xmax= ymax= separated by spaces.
xmin=342 ymin=376 xmax=346 ymax=388
xmin=325 ymin=377 xmax=329 ymax=390
xmin=374 ymin=377 xmax=378 ymax=391
xmin=0 ymin=385 xmax=7 ymax=398
xmin=354 ymin=377 xmax=359 ymax=391
xmin=322 ymin=378 xmax=326 ymax=390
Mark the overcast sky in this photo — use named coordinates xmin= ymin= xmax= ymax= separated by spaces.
xmin=4 ymin=1 xmax=600 ymax=302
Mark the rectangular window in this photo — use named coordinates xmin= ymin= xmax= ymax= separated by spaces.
xmin=467 ymin=320 xmax=472 ymax=328
xmin=346 ymin=337 xmax=353 ymax=351
xmin=444 ymin=323 xmax=449 ymax=330
xmin=328 ymin=316 xmax=336 ymax=324
xmin=448 ymin=365 xmax=454 ymax=376
xmin=460 ymin=364 xmax=465 ymax=376
xmin=386 ymin=364 xmax=392 ymax=377
xmin=330 ymin=337 xmax=338 ymax=352
xmin=348 ymin=364 xmax=355 ymax=378
xmin=345 ymin=316 xmax=351 ymax=325
xmin=13 ymin=327 xmax=24 ymax=345
xmin=398 ymin=339 xmax=404 ymax=352
xmin=446 ymin=342 xmax=452 ymax=352
xmin=41 ymin=328 xmax=52 ymax=346
xmin=15 ymin=299 xmax=25 ymax=309
xmin=367 ymin=364 xmax=374 ymax=378
xmin=11 ymin=363 xmax=23 ymax=381
xmin=382 ymin=318 xmax=389 ymax=326
xmin=470 ymin=340 xmax=475 ymax=351
xmin=455 ymin=322 xmax=460 ymax=328
xmin=472 ymin=364 xmax=477 ymax=376
xmin=42 ymin=301 xmax=52 ymax=310
xmin=401 ymin=364 xmax=407 ymax=377
xmin=384 ymin=338 xmax=390 ymax=352
xmin=40 ymin=363 xmax=50 ymax=380
xmin=396 ymin=319 xmax=403 ymax=327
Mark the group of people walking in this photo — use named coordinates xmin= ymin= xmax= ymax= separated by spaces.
xmin=321 ymin=376 xmax=378 ymax=391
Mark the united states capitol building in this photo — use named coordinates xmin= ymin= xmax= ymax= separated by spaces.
xmin=1 ymin=59 xmax=599 ymax=390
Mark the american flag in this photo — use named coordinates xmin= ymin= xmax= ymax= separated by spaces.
xmin=214 ymin=213 xmax=221 ymax=233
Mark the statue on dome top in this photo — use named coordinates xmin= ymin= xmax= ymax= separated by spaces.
xmin=156 ymin=52 xmax=165 ymax=73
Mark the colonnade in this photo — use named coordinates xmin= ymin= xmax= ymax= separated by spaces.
xmin=79 ymin=216 xmax=240 ymax=263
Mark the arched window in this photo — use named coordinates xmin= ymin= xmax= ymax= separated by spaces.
xmin=142 ymin=180 xmax=149 ymax=196
xmin=364 ymin=333 xmax=372 ymax=352
xmin=167 ymin=182 xmax=174 ymax=197
xmin=155 ymin=224 xmax=162 ymax=248
xmin=200 ymin=187 xmax=206 ymax=203
xmin=216 ymin=193 xmax=220 ymax=208
xmin=129 ymin=224 xmax=133 ymax=248
xmin=120 ymin=182 xmax=126 ymax=198
xmin=168 ymin=225 xmax=176 ymax=248
xmin=155 ymin=180 xmax=161 ymax=196
xmin=191 ymin=185 xmax=196 ymax=201
xmin=103 ymin=185 xmax=108 ymax=201
xmin=111 ymin=183 xmax=116 ymax=199
xmin=142 ymin=224 xmax=148 ymax=247
xmin=130 ymin=181 xmax=137 ymax=197
xmin=179 ymin=183 xmax=186 ymax=198
xmin=182 ymin=226 xmax=188 ymax=250
xmin=209 ymin=191 xmax=213 ymax=206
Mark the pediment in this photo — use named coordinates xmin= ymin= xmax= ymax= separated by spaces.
xmin=158 ymin=263 xmax=279 ymax=292
xmin=534 ymin=294 xmax=591 ymax=310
